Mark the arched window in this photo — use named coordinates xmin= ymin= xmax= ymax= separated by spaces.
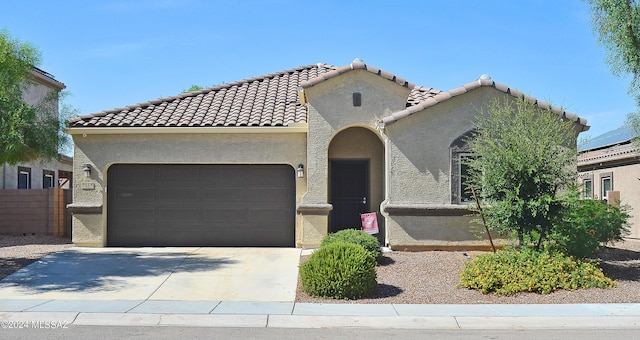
xmin=450 ymin=130 xmax=475 ymax=204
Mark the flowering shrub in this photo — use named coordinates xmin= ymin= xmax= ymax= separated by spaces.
xmin=459 ymin=248 xmax=615 ymax=295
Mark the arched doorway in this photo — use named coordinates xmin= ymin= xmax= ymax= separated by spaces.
xmin=328 ymin=127 xmax=385 ymax=243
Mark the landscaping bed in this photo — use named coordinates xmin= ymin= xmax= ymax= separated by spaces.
xmin=295 ymin=240 xmax=640 ymax=304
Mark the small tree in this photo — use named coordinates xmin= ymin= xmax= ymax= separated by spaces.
xmin=584 ymin=1 xmax=640 ymax=143
xmin=466 ymin=98 xmax=579 ymax=249
xmin=0 ymin=30 xmax=68 ymax=164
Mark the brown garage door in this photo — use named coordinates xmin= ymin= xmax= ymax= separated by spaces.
xmin=107 ymin=164 xmax=295 ymax=247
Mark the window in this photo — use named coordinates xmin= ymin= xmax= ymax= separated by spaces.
xmin=583 ymin=178 xmax=593 ymax=199
xmin=450 ymin=130 xmax=476 ymax=205
xmin=18 ymin=167 xmax=31 ymax=189
xmin=458 ymin=153 xmax=475 ymax=203
xmin=601 ymin=174 xmax=612 ymax=200
xmin=43 ymin=170 xmax=55 ymax=189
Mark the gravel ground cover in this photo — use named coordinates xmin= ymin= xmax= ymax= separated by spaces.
xmin=296 ymin=240 xmax=640 ymax=304
xmin=1 ymin=234 xmax=639 ymax=304
xmin=0 ymin=234 xmax=73 ymax=280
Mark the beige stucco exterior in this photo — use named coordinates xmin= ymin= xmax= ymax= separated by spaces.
xmin=68 ymin=64 xmax=586 ymax=249
xmin=579 ymin=154 xmax=640 ymax=239
xmin=69 ymin=131 xmax=307 ymax=246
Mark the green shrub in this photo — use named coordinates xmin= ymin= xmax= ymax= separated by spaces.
xmin=459 ymin=248 xmax=616 ymax=295
xmin=300 ymin=242 xmax=377 ymax=299
xmin=321 ymin=229 xmax=382 ymax=261
xmin=550 ymin=190 xmax=630 ymax=258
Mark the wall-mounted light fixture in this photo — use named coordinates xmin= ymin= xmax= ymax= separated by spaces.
xmin=297 ymin=164 xmax=304 ymax=179
xmin=83 ymin=164 xmax=92 ymax=178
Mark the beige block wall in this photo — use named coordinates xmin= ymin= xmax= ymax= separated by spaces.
xmin=71 ymin=132 xmax=307 ymax=247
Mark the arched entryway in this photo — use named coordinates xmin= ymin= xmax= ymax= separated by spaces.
xmin=328 ymin=127 xmax=385 ymax=243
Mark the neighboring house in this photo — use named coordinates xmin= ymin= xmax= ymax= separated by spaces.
xmin=67 ymin=59 xmax=588 ymax=249
xmin=0 ymin=68 xmax=72 ymax=190
xmin=0 ymin=68 xmax=72 ymax=237
xmin=578 ymin=126 xmax=639 ymax=239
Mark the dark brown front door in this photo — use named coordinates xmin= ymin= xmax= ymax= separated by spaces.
xmin=330 ymin=160 xmax=368 ymax=233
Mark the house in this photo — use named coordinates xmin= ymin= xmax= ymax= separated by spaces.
xmin=0 ymin=68 xmax=72 ymax=236
xmin=0 ymin=68 xmax=72 ymax=190
xmin=67 ymin=59 xmax=588 ymax=249
xmin=578 ymin=126 xmax=639 ymax=238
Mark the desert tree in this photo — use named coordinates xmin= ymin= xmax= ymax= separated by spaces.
xmin=0 ymin=29 xmax=70 ymax=164
xmin=465 ymin=98 xmax=579 ymax=248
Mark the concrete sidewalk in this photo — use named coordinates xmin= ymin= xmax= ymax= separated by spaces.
xmin=1 ymin=301 xmax=640 ymax=329
xmin=1 ymin=247 xmax=639 ymax=329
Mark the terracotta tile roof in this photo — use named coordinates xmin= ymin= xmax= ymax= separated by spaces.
xmin=68 ymin=61 xmax=442 ymax=129
xmin=69 ymin=62 xmax=581 ymax=130
xmin=380 ymin=74 xmax=589 ymax=130
xmin=68 ymin=64 xmax=338 ymax=128
xmin=299 ymin=59 xmax=415 ymax=89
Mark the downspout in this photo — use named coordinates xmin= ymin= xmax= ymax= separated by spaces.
xmin=376 ymin=121 xmax=391 ymax=247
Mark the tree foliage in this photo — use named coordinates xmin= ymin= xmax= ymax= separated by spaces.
xmin=584 ymin=0 xmax=640 ymax=139
xmin=466 ymin=98 xmax=579 ymax=248
xmin=0 ymin=29 xmax=67 ymax=164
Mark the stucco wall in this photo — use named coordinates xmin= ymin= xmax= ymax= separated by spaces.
xmin=382 ymin=87 xmax=579 ymax=249
xmin=1 ymin=159 xmax=72 ymax=190
xmin=328 ymin=127 xmax=385 ymax=243
xmin=580 ymin=163 xmax=640 ymax=239
xmin=71 ymin=132 xmax=307 ymax=246
xmin=300 ymin=69 xmax=410 ymax=246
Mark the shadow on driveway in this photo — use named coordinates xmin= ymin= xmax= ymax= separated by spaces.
xmin=0 ymin=248 xmax=237 ymax=294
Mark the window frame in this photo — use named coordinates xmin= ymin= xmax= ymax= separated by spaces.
xmin=580 ymin=173 xmax=594 ymax=199
xmin=18 ymin=166 xmax=31 ymax=189
xmin=600 ymin=172 xmax=613 ymax=200
xmin=457 ymin=152 xmax=475 ymax=204
xmin=43 ymin=169 xmax=55 ymax=189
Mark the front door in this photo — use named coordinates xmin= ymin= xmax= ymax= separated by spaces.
xmin=330 ymin=160 xmax=369 ymax=233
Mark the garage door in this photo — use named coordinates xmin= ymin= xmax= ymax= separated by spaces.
xmin=107 ymin=164 xmax=295 ymax=247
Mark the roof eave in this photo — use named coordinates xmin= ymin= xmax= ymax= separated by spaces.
xmin=380 ymin=77 xmax=589 ymax=130
xmin=66 ymin=125 xmax=308 ymax=135
xmin=299 ymin=60 xmax=415 ymax=90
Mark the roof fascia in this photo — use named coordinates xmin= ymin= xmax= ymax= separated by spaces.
xmin=380 ymin=76 xmax=589 ymax=131
xmin=28 ymin=69 xmax=66 ymax=91
xmin=66 ymin=125 xmax=308 ymax=135
xmin=299 ymin=60 xmax=415 ymax=90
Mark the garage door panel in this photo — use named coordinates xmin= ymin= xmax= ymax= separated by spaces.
xmin=157 ymin=165 xmax=201 ymax=182
xmin=108 ymin=164 xmax=294 ymax=247
xmin=158 ymin=208 xmax=202 ymax=222
xmin=113 ymin=208 xmax=156 ymax=223
xmin=204 ymin=208 xmax=247 ymax=222
xmin=113 ymin=187 xmax=157 ymax=202
xmin=202 ymin=188 xmax=245 ymax=202
xmin=157 ymin=187 xmax=200 ymax=202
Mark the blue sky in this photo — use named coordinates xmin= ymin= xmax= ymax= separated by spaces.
xmin=1 ymin=0 xmax=635 ymax=138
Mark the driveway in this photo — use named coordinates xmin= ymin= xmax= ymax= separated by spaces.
xmin=0 ymin=247 xmax=301 ymax=302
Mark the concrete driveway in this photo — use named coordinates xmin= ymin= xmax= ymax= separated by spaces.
xmin=0 ymin=247 xmax=301 ymax=302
